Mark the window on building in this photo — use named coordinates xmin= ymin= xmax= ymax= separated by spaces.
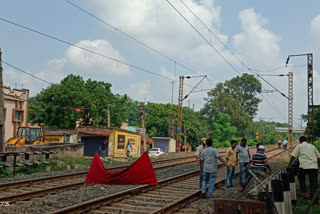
xmin=3 ymin=108 xmax=6 ymax=121
xmin=13 ymin=110 xmax=24 ymax=122
xmin=117 ymin=135 xmax=125 ymax=149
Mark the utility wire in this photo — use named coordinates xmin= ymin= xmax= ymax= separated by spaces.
xmin=0 ymin=17 xmax=194 ymax=86
xmin=183 ymin=76 xmax=207 ymax=100
xmin=256 ymin=73 xmax=288 ymax=99
xmin=169 ymin=0 xmax=288 ymax=98
xmin=251 ymin=64 xmax=307 ymax=73
xmin=64 ymin=0 xmax=195 ymax=74
xmin=64 ymin=0 xmax=217 ymax=87
xmin=3 ymin=61 xmax=53 ymax=85
xmin=178 ymin=0 xmax=244 ymax=65
xmin=166 ymin=0 xmax=241 ymax=76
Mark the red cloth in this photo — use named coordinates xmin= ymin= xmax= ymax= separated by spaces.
xmin=85 ymin=152 xmax=158 ymax=185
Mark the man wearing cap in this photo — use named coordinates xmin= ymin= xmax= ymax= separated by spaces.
xmin=287 ymin=136 xmax=320 ymax=204
xmin=239 ymin=145 xmax=271 ymax=191
xmin=195 ymin=138 xmax=206 ymax=188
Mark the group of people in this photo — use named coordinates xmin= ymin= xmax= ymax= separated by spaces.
xmin=195 ymin=138 xmax=272 ymax=198
xmin=278 ymin=138 xmax=288 ymax=150
xmin=196 ymin=136 xmax=320 ymax=205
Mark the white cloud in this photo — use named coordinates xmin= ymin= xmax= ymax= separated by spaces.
xmin=65 ymin=40 xmax=130 ymax=77
xmin=311 ymin=16 xmax=320 ymax=40
xmin=233 ymin=8 xmax=281 ymax=68
xmin=125 ymin=80 xmax=154 ymax=102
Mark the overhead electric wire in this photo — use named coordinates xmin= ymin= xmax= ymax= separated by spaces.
xmin=166 ymin=0 xmax=241 ymax=76
xmin=64 ymin=0 xmax=217 ymax=88
xmin=0 ymin=17 xmax=196 ymax=87
xmin=251 ymin=64 xmax=307 ymax=73
xmin=168 ymin=0 xmax=289 ymax=99
xmin=178 ymin=0 xmax=244 ymax=65
xmin=3 ymin=61 xmax=53 ymax=85
xmin=183 ymin=76 xmax=207 ymax=100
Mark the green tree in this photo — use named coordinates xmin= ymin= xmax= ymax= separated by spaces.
xmin=212 ymin=113 xmax=237 ymax=147
xmin=201 ymin=83 xmax=252 ymax=136
xmin=224 ymin=74 xmax=262 ymax=118
xmin=29 ymin=74 xmax=127 ymax=129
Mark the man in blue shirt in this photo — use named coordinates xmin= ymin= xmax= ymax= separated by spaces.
xmin=201 ymin=138 xmax=231 ymax=198
xmin=236 ymin=138 xmax=251 ymax=190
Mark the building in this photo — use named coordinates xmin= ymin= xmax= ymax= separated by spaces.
xmin=3 ymin=86 xmax=29 ymax=142
xmin=152 ymin=137 xmax=176 ymax=153
xmin=78 ymin=126 xmax=142 ymax=158
xmin=45 ymin=129 xmax=78 ymax=143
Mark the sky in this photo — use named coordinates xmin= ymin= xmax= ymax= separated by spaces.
xmin=1 ymin=0 xmax=320 ymax=127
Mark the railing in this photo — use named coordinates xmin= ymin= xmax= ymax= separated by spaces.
xmin=0 ymin=151 xmax=56 ymax=175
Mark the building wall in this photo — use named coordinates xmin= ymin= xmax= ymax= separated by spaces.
xmin=114 ymin=130 xmax=141 ymax=158
xmin=153 ymin=140 xmax=169 ymax=152
xmin=168 ymin=139 xmax=176 ymax=152
xmin=3 ymin=87 xmax=29 ymax=142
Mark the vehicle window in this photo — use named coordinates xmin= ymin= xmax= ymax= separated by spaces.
xmin=150 ymin=148 xmax=158 ymax=151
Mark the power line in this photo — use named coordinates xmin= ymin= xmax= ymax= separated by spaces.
xmin=166 ymin=0 xmax=242 ymax=76
xmin=0 ymin=17 xmax=189 ymax=86
xmin=64 ymin=0 xmax=217 ymax=87
xmin=178 ymin=0 xmax=244 ymax=65
xmin=3 ymin=61 xmax=53 ymax=85
xmin=251 ymin=64 xmax=307 ymax=73
xmin=64 ymin=0 xmax=202 ymax=76
xmin=168 ymin=0 xmax=289 ymax=99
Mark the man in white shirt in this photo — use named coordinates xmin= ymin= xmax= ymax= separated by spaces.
xmin=288 ymin=136 xmax=320 ymax=205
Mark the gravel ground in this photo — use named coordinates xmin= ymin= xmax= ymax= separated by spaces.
xmin=2 ymin=162 xmax=199 ymax=214
xmin=192 ymin=162 xmax=285 ymax=214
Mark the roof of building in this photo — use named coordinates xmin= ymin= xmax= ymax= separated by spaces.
xmin=78 ymin=130 xmax=111 ymax=137
xmin=133 ymin=126 xmax=142 ymax=131
xmin=152 ymin=137 xmax=171 ymax=140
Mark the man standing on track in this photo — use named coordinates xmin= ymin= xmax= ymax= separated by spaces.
xmin=236 ymin=138 xmax=251 ymax=190
xmin=283 ymin=138 xmax=288 ymax=150
xmin=201 ymin=138 xmax=231 ymax=198
xmin=287 ymin=136 xmax=320 ymax=205
xmin=278 ymin=139 xmax=282 ymax=149
xmin=195 ymin=138 xmax=206 ymax=188
xmin=225 ymin=140 xmax=237 ymax=188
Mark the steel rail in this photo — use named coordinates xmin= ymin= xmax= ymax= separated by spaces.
xmin=51 ymin=146 xmax=287 ymax=214
xmin=0 ymin=155 xmax=196 ymax=190
xmin=0 ymin=156 xmax=197 ymax=203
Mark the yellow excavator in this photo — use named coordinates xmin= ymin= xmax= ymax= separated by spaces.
xmin=6 ymin=123 xmax=47 ymax=147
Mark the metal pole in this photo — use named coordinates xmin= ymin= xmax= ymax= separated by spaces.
xmin=307 ymin=54 xmax=314 ymax=143
xmin=0 ymin=48 xmax=5 ymax=152
xmin=177 ymin=76 xmax=184 ymax=151
xmin=184 ymin=124 xmax=187 ymax=152
xmin=107 ymin=104 xmax=110 ymax=127
xmin=288 ymin=72 xmax=293 ymax=147
xmin=143 ymin=115 xmax=147 ymax=152
xmin=171 ymin=81 xmax=174 ymax=105
xmin=259 ymin=118 xmax=262 ymax=144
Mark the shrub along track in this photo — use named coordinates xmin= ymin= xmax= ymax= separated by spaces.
xmin=51 ymin=147 xmax=288 ymax=214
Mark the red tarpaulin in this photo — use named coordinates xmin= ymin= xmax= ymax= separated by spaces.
xmin=85 ymin=152 xmax=158 ymax=185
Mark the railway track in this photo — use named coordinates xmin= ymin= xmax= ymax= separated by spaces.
xmin=51 ymin=146 xmax=289 ymax=214
xmin=0 ymin=156 xmax=197 ymax=203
